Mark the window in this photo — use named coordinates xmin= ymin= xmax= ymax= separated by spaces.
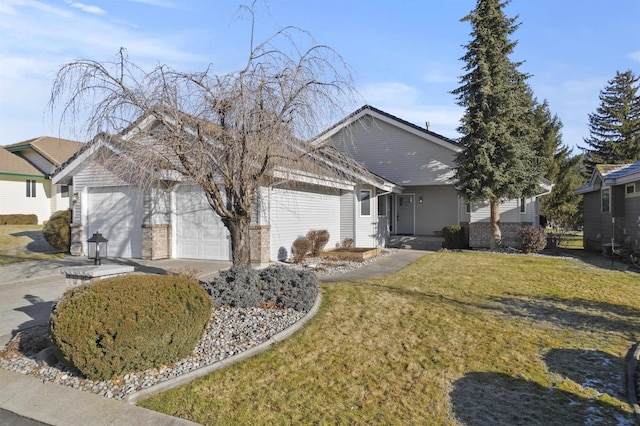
xmin=377 ymin=194 xmax=387 ymax=216
xmin=627 ymin=183 xmax=636 ymax=195
xmin=520 ymin=198 xmax=526 ymax=213
xmin=26 ymin=180 xmax=36 ymax=198
xmin=601 ymin=188 xmax=610 ymax=213
xmin=360 ymin=190 xmax=371 ymax=216
xmin=61 ymin=185 xmax=70 ymax=198
xmin=465 ymin=203 xmax=471 ymax=214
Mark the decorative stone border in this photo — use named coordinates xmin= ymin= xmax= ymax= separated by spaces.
xmin=125 ymin=292 xmax=323 ymax=405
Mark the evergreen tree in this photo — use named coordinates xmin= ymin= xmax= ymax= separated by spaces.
xmin=582 ymin=70 xmax=640 ymax=175
xmin=452 ymin=0 xmax=544 ymax=249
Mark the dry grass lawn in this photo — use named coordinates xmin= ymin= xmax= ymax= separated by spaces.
xmin=0 ymin=225 xmax=66 ymax=264
xmin=140 ymin=252 xmax=640 ymax=425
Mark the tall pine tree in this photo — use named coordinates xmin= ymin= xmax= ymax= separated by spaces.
xmin=532 ymin=100 xmax=582 ymax=229
xmin=452 ymin=0 xmax=543 ymax=249
xmin=582 ymin=70 xmax=640 ymax=175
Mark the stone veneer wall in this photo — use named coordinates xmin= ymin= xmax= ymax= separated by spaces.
xmin=142 ymin=224 xmax=171 ymax=260
xmin=250 ymin=225 xmax=271 ymax=264
xmin=469 ymin=222 xmax=531 ymax=248
xmin=70 ymin=223 xmax=83 ymax=256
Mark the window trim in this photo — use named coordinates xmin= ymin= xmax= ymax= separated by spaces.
xmin=360 ymin=189 xmax=372 ymax=217
xmin=626 ymin=183 xmax=636 ymax=195
xmin=61 ymin=185 xmax=70 ymax=198
xmin=601 ymin=187 xmax=611 ymax=213
xmin=520 ymin=197 xmax=526 ymax=214
xmin=465 ymin=202 xmax=471 ymax=214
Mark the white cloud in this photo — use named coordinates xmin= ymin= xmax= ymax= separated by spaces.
xmin=124 ymin=0 xmax=180 ymax=8
xmin=628 ymin=50 xmax=640 ymax=63
xmin=67 ymin=1 xmax=106 ymax=15
xmin=359 ymin=81 xmax=462 ymax=139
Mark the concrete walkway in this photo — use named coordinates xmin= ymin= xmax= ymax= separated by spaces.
xmin=0 ymin=250 xmax=427 ymax=425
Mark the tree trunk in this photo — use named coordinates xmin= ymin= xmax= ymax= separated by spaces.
xmin=226 ymin=215 xmax=252 ymax=269
xmin=489 ymin=199 xmax=502 ymax=250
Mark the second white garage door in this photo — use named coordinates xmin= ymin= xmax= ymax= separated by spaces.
xmin=176 ymin=186 xmax=230 ymax=260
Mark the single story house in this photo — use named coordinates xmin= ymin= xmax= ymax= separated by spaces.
xmin=1 ymin=137 xmax=84 ymax=223
xmin=52 ymin=105 xmax=551 ymax=262
xmin=574 ymin=161 xmax=640 ymax=252
xmin=315 ymin=105 xmax=552 ymax=248
xmin=52 ymin=113 xmax=401 ymax=263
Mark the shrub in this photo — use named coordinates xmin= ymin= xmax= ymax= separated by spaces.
xmin=203 ymin=265 xmax=318 ymax=312
xmin=291 ymin=237 xmax=311 ymax=263
xmin=202 ymin=267 xmax=262 ymax=308
xmin=516 ymin=226 xmax=547 ymax=254
xmin=259 ymin=265 xmax=318 ymax=312
xmin=49 ymin=274 xmax=212 ymax=380
xmin=341 ymin=238 xmax=354 ymax=248
xmin=43 ymin=210 xmax=71 ymax=251
xmin=306 ymin=229 xmax=330 ymax=256
xmin=0 ymin=214 xmax=38 ymax=225
xmin=442 ymin=225 xmax=466 ymax=249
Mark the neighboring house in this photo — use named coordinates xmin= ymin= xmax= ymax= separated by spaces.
xmin=1 ymin=137 xmax=84 ymax=223
xmin=315 ymin=105 xmax=552 ymax=248
xmin=52 ymin=117 xmax=400 ymax=263
xmin=575 ymin=161 xmax=640 ymax=252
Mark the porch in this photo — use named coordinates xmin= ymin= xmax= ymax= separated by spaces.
xmin=387 ymin=234 xmax=444 ymax=251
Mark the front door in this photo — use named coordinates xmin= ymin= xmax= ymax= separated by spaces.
xmin=396 ymin=194 xmax=414 ymax=235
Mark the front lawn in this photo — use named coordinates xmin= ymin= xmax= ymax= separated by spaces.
xmin=0 ymin=225 xmax=67 ymax=264
xmin=140 ymin=252 xmax=640 ymax=424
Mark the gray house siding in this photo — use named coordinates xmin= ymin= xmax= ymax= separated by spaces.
xmin=330 ymin=116 xmax=456 ymax=186
xmin=405 ymin=185 xmax=459 ymax=235
xmin=340 ymin=190 xmax=354 ymax=243
xmin=583 ymin=191 xmax=602 ymax=251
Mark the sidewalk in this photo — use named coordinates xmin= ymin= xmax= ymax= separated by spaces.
xmin=0 ymin=250 xmax=427 ymax=425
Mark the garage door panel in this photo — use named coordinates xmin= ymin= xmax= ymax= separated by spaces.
xmin=176 ymin=187 xmax=230 ymax=260
xmin=87 ymin=186 xmax=143 ymax=258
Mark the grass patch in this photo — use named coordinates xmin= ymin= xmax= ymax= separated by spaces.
xmin=140 ymin=252 xmax=640 ymax=424
xmin=0 ymin=225 xmax=67 ymax=264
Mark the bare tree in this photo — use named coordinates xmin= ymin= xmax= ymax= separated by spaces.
xmin=49 ymin=7 xmax=356 ymax=268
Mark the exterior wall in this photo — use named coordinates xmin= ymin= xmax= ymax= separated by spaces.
xmin=70 ymin=223 xmax=83 ymax=256
xmin=330 ymin=115 xmax=457 ymax=185
xmin=0 ymin=176 xmax=51 ymax=224
xmin=268 ymin=185 xmax=342 ymax=261
xmin=470 ymin=199 xmax=521 ymax=223
xmin=51 ymin=184 xmax=72 ymax=214
xmin=405 ymin=185 xmax=459 ymax=235
xmin=141 ymin=224 xmax=171 ymax=260
xmin=624 ymin=182 xmax=640 ymax=249
xmin=340 ymin=190 xmax=354 ymax=243
xmin=582 ymin=191 xmax=603 ymax=251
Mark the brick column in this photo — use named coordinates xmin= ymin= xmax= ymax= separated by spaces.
xmin=142 ymin=224 xmax=171 ymax=260
xmin=250 ymin=225 xmax=271 ymax=264
xmin=69 ymin=223 xmax=83 ymax=256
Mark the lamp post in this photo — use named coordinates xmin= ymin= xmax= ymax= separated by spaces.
xmin=87 ymin=232 xmax=108 ymax=266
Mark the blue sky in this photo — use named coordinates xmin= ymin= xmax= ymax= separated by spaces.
xmin=1 ymin=0 xmax=638 ymax=153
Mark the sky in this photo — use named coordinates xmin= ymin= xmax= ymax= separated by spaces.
xmin=1 ymin=0 xmax=638 ymax=154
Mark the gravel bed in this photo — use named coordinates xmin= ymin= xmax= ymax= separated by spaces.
xmin=0 ymin=307 xmax=304 ymax=400
xmin=0 ymin=250 xmax=392 ymax=400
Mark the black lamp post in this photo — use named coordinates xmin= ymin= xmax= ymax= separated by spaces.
xmin=87 ymin=232 xmax=108 ymax=265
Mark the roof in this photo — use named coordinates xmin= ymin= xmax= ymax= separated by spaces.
xmin=574 ymin=161 xmax=640 ymax=194
xmin=0 ymin=147 xmax=45 ymax=178
xmin=4 ymin=136 xmax=85 ymax=167
xmin=311 ymin=105 xmax=461 ymax=152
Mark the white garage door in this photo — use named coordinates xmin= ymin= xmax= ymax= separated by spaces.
xmin=176 ymin=186 xmax=230 ymax=260
xmin=269 ymin=187 xmax=341 ymax=261
xmin=87 ymin=186 xmax=143 ymax=258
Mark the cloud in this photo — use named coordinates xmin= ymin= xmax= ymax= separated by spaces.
xmin=359 ymin=81 xmax=463 ymax=139
xmin=124 ymin=0 xmax=180 ymax=8
xmin=66 ymin=1 xmax=106 ymax=15
xmin=628 ymin=51 xmax=640 ymax=63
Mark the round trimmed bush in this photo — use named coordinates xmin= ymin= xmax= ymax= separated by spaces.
xmin=49 ymin=274 xmax=212 ymax=380
xmin=43 ymin=209 xmax=71 ymax=251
